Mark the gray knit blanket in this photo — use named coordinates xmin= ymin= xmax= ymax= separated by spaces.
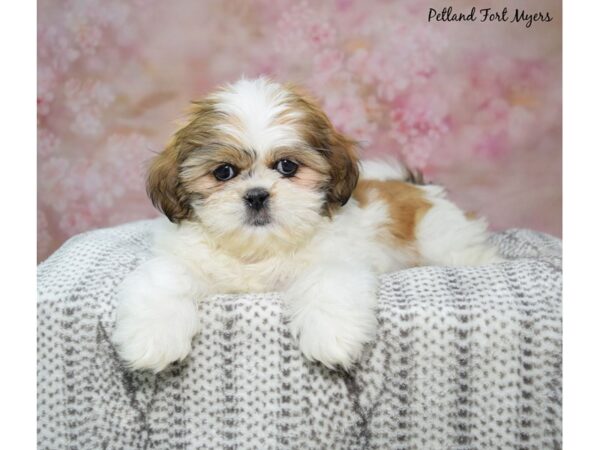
xmin=37 ymin=220 xmax=562 ymax=450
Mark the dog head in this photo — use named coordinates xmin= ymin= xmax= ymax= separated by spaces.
xmin=147 ymin=78 xmax=359 ymax=257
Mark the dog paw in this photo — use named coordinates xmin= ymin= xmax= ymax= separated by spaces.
xmin=285 ymin=264 xmax=379 ymax=370
xmin=113 ymin=313 xmax=198 ymax=373
xmin=287 ymin=296 xmax=378 ymax=370
xmin=112 ymin=259 xmax=201 ymax=372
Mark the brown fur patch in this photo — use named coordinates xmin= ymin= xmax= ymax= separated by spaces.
xmin=283 ymin=84 xmax=360 ymax=211
xmin=326 ymin=131 xmax=360 ymax=209
xmin=146 ymin=137 xmax=192 ymax=222
xmin=353 ymin=180 xmax=432 ymax=244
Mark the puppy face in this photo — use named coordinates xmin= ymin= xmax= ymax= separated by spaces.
xmin=147 ymin=78 xmax=359 ymax=256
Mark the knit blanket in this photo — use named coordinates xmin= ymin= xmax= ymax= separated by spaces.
xmin=37 ymin=220 xmax=562 ymax=450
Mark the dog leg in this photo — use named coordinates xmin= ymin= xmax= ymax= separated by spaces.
xmin=284 ymin=261 xmax=379 ymax=370
xmin=113 ymin=257 xmax=203 ymax=372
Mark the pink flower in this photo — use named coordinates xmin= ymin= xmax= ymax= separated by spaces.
xmin=103 ymin=133 xmax=154 ymax=192
xmin=39 ymin=157 xmax=106 ymax=214
xmin=71 ymin=111 xmax=104 ymax=137
xmin=275 ymin=2 xmax=337 ymax=56
xmin=76 ymin=24 xmax=103 ymax=56
xmin=474 ymin=132 xmax=509 ymax=159
xmin=311 ymin=49 xmax=346 ymax=87
xmin=37 ymin=66 xmax=57 ymax=117
xmin=39 ymin=25 xmax=80 ymax=73
xmin=322 ymin=85 xmax=377 ymax=143
xmin=38 ymin=129 xmax=60 ymax=159
xmin=389 ymin=95 xmax=450 ymax=169
xmin=63 ymin=79 xmax=115 ymax=136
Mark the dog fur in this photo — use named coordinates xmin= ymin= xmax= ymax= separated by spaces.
xmin=113 ymin=78 xmax=501 ymax=372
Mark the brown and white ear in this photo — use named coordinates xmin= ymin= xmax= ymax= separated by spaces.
xmin=285 ymin=85 xmax=360 ymax=209
xmin=326 ymin=131 xmax=360 ymax=208
xmin=146 ymin=139 xmax=191 ymax=223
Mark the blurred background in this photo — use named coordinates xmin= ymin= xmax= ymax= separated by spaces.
xmin=37 ymin=0 xmax=561 ymax=262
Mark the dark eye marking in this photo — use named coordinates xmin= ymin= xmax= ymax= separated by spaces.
xmin=274 ymin=159 xmax=299 ymax=177
xmin=213 ymin=164 xmax=238 ymax=181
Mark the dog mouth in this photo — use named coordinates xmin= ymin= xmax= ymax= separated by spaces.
xmin=245 ymin=209 xmax=271 ymax=226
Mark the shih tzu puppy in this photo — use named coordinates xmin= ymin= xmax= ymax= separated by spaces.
xmin=113 ymin=77 xmax=501 ymax=372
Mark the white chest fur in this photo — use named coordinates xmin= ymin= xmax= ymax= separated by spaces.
xmin=151 ymin=198 xmax=413 ymax=295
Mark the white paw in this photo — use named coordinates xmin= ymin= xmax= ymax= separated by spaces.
xmin=285 ymin=264 xmax=379 ymax=370
xmin=288 ymin=305 xmax=378 ymax=370
xmin=113 ymin=316 xmax=197 ymax=373
xmin=112 ymin=258 xmax=201 ymax=373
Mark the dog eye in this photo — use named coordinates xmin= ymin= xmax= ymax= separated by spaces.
xmin=213 ymin=164 xmax=237 ymax=181
xmin=275 ymin=159 xmax=298 ymax=177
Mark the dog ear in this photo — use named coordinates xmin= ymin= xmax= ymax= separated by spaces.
xmin=326 ymin=131 xmax=360 ymax=209
xmin=284 ymin=84 xmax=360 ymax=211
xmin=146 ymin=139 xmax=191 ymax=223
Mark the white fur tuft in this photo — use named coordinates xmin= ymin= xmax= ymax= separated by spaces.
xmin=360 ymin=159 xmax=412 ymax=181
xmin=284 ymin=262 xmax=378 ymax=370
xmin=416 ymin=194 xmax=502 ymax=266
xmin=113 ymin=257 xmax=202 ymax=372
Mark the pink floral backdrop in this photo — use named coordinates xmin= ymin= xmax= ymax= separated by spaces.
xmin=37 ymin=0 xmax=562 ymax=262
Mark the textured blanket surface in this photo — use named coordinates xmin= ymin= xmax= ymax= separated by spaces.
xmin=37 ymin=220 xmax=562 ymax=450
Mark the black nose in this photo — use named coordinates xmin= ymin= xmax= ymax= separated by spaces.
xmin=244 ymin=188 xmax=270 ymax=210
